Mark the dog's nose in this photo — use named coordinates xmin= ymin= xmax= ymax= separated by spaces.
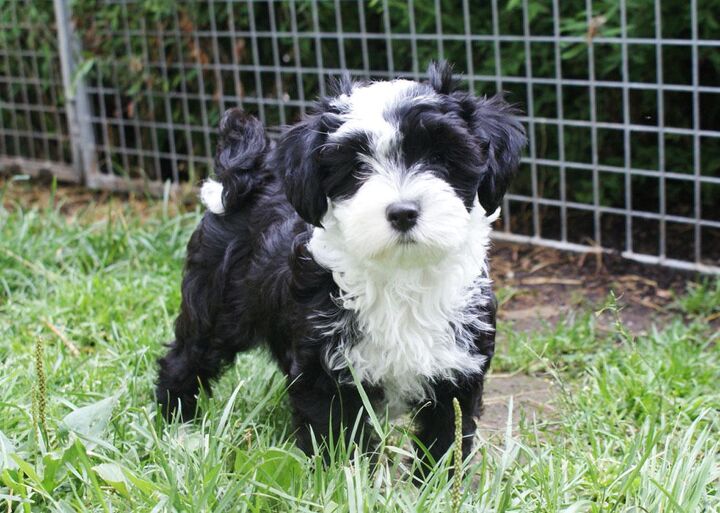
xmin=386 ymin=201 xmax=420 ymax=232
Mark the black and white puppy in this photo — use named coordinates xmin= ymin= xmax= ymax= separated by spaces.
xmin=156 ymin=62 xmax=526 ymax=470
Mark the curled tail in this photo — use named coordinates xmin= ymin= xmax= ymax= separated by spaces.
xmin=200 ymin=108 xmax=270 ymax=215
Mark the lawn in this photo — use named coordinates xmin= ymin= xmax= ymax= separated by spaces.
xmin=1 ymin=178 xmax=719 ymax=512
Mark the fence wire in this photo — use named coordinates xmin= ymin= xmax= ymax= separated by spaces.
xmin=0 ymin=0 xmax=76 ymax=181
xmin=1 ymin=0 xmax=719 ymax=273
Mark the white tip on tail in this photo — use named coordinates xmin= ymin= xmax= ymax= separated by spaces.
xmin=200 ymin=179 xmax=225 ymax=214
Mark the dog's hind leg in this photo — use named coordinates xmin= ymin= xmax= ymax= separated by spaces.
xmin=157 ymin=108 xmax=271 ymax=420
xmin=156 ymin=293 xmax=256 ymax=420
xmin=156 ymin=219 xmax=257 ymax=420
xmin=156 ymin=334 xmax=230 ymax=420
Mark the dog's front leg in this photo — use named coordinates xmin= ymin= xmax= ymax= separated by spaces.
xmin=412 ymin=378 xmax=483 ymax=478
xmin=288 ymin=371 xmax=379 ymax=462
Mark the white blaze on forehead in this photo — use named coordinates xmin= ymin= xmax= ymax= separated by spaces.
xmin=329 ymin=80 xmax=438 ymax=156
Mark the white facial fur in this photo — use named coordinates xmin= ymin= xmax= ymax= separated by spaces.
xmin=330 ymin=167 xmax=471 ymax=266
xmin=322 ymin=80 xmax=474 ymax=267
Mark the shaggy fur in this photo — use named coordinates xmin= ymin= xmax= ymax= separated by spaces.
xmin=156 ymin=62 xmax=526 ymax=472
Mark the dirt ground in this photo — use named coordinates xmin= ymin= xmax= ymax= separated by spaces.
xmin=1 ymin=177 xmax=709 ymax=435
xmin=480 ymin=240 xmax=705 ymax=434
xmin=480 ymin=373 xmax=557 ymax=437
xmin=491 ymin=241 xmax=695 ymax=332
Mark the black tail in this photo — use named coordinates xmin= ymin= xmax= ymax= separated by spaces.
xmin=210 ymin=108 xmax=270 ymax=214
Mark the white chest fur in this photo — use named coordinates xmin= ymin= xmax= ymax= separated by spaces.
xmin=308 ymin=204 xmax=498 ymax=407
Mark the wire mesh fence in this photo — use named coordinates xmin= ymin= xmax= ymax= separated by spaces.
xmin=1 ymin=0 xmax=719 ymax=273
xmin=0 ymin=0 xmax=77 ymax=182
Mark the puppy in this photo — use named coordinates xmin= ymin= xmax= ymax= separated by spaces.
xmin=156 ymin=62 xmax=526 ymax=471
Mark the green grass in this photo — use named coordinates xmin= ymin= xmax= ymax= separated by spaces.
xmin=1 ymin=180 xmax=719 ymax=512
xmin=676 ymin=279 xmax=720 ymax=319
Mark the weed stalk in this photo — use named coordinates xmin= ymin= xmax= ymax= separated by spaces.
xmin=451 ymin=397 xmax=463 ymax=513
xmin=33 ymin=336 xmax=48 ymax=446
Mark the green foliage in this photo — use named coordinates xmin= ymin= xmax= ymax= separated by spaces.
xmin=676 ymin=278 xmax=720 ymax=317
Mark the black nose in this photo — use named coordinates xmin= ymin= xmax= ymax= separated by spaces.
xmin=386 ymin=201 xmax=420 ymax=232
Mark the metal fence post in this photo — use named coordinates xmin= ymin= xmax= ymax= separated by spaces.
xmin=53 ymin=0 xmax=97 ymax=185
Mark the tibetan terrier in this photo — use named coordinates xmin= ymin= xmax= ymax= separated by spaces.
xmin=156 ymin=61 xmax=526 ymax=471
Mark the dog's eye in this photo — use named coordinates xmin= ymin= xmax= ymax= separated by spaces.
xmin=352 ymin=161 xmax=371 ymax=177
xmin=478 ymin=139 xmax=490 ymax=156
xmin=427 ymin=154 xmax=443 ymax=165
xmin=429 ymin=166 xmax=449 ymax=180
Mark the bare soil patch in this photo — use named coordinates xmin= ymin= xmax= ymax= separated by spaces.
xmin=482 ymin=242 xmax=702 ymax=433
xmin=490 ymin=241 xmax=697 ymax=334
xmin=479 ymin=373 xmax=557 ymax=437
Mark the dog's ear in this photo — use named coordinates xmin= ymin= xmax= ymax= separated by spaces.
xmin=427 ymin=60 xmax=457 ymax=94
xmin=273 ymin=112 xmax=341 ymax=227
xmin=454 ymin=93 xmax=527 ymax=215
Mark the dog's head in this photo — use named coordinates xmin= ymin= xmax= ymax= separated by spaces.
xmin=273 ymin=61 xmax=526 ymax=266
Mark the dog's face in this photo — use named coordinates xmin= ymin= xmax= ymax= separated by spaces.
xmin=274 ymin=62 xmax=526 ymax=266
